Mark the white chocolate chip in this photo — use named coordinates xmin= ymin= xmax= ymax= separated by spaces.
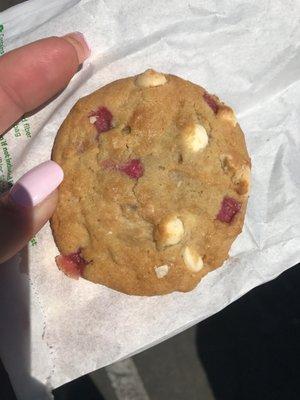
xmin=154 ymin=264 xmax=169 ymax=278
xmin=218 ymin=106 xmax=237 ymax=126
xmin=89 ymin=116 xmax=98 ymax=124
xmin=136 ymin=69 xmax=167 ymax=88
xmin=181 ymin=123 xmax=208 ymax=153
xmin=165 ymin=217 xmax=184 ymax=245
xmin=154 ymin=216 xmax=184 ymax=248
xmin=182 ymin=246 xmax=204 ymax=272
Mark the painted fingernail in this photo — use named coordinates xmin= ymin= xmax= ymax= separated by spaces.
xmin=10 ymin=161 xmax=64 ymax=207
xmin=62 ymin=31 xmax=91 ymax=64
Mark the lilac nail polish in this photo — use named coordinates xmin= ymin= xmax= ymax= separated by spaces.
xmin=10 ymin=161 xmax=64 ymax=207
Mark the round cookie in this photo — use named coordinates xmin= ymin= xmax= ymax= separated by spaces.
xmin=51 ymin=69 xmax=251 ymax=296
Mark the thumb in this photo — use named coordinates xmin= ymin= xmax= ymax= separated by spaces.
xmin=0 ymin=161 xmax=63 ymax=263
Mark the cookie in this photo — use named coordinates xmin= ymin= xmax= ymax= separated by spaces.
xmin=51 ymin=69 xmax=251 ymax=296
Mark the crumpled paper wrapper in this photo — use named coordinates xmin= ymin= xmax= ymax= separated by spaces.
xmin=0 ymin=0 xmax=300 ymax=399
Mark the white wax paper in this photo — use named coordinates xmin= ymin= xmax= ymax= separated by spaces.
xmin=1 ymin=1 xmax=300 ymax=399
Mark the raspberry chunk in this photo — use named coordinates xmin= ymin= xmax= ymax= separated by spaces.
xmin=118 ymin=159 xmax=144 ymax=179
xmin=203 ymin=93 xmax=219 ymax=114
xmin=89 ymin=106 xmax=113 ymax=134
xmin=101 ymin=158 xmax=144 ymax=179
xmin=55 ymin=250 xmax=88 ymax=280
xmin=217 ymin=197 xmax=241 ymax=223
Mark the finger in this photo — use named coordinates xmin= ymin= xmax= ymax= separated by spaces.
xmin=0 ymin=32 xmax=90 ymax=134
xmin=0 ymin=161 xmax=63 ymax=263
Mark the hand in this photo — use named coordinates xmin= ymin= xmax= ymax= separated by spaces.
xmin=0 ymin=32 xmax=90 ymax=263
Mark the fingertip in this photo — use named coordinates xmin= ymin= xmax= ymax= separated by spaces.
xmin=62 ymin=32 xmax=91 ymax=65
xmin=0 ymin=187 xmax=60 ymax=263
